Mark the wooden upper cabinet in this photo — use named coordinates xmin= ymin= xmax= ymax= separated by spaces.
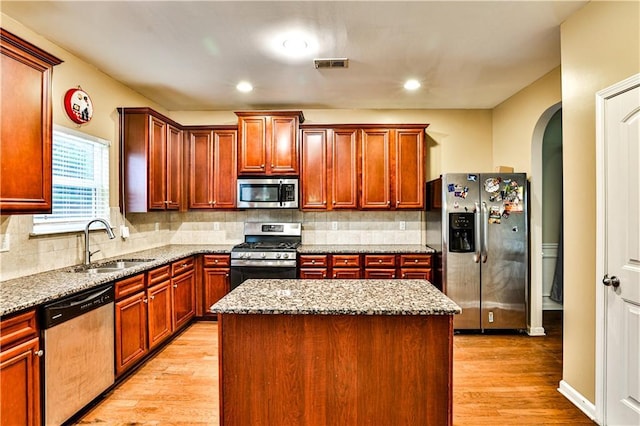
xmin=187 ymin=127 xmax=237 ymax=209
xmin=119 ymin=108 xmax=184 ymax=213
xmin=394 ymin=128 xmax=425 ymax=208
xmin=301 ymin=127 xmax=358 ymax=210
xmin=0 ymin=29 xmax=62 ymax=214
xmin=236 ymin=111 xmax=304 ymax=175
xmin=361 ymin=125 xmax=427 ymax=210
xmin=361 ymin=128 xmax=391 ymax=209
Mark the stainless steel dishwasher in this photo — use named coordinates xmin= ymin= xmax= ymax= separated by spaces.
xmin=41 ymin=284 xmax=115 ymax=425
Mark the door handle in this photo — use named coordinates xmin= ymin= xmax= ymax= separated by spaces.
xmin=602 ymin=274 xmax=620 ymax=288
xmin=481 ymin=202 xmax=488 ymax=263
xmin=473 ymin=202 xmax=481 ymax=263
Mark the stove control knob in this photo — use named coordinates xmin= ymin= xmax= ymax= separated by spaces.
xmin=275 ymin=253 xmax=281 ymax=259
xmin=261 ymin=253 xmax=266 ymax=259
xmin=283 ymin=253 xmax=289 ymax=259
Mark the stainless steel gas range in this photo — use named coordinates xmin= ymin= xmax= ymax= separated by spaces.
xmin=230 ymin=222 xmax=301 ymax=289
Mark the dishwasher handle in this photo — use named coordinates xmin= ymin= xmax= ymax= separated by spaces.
xmin=42 ymin=284 xmax=114 ymax=329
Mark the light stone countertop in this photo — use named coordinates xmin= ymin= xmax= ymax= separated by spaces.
xmin=210 ymin=279 xmax=460 ymax=316
xmin=0 ymin=244 xmax=233 ymax=317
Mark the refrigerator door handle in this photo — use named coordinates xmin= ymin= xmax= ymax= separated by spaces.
xmin=473 ymin=202 xmax=481 ymax=263
xmin=481 ymin=202 xmax=488 ymax=263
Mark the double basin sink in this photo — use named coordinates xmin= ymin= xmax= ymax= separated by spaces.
xmin=68 ymin=259 xmax=155 ymax=274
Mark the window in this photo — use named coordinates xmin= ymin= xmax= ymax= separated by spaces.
xmin=33 ymin=126 xmax=110 ymax=234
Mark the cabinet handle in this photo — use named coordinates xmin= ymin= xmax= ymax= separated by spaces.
xmin=414 ymin=259 xmax=419 ymax=263
xmin=150 ymin=295 xmax=155 ymax=300
xmin=182 ymin=263 xmax=188 ymax=268
xmin=143 ymin=298 xmax=148 ymax=304
xmin=225 ymin=273 xmax=229 ymax=277
xmin=402 ymin=273 xmax=406 ymax=278
xmin=173 ymin=284 xmax=178 ymax=288
xmin=260 ymin=164 xmax=265 ymax=168
xmin=397 ymin=200 xmax=400 ymax=206
xmin=35 ymin=350 xmax=44 ymax=357
xmin=209 ymin=200 xmax=213 ymax=205
xmin=344 ymin=260 xmax=348 ymax=264
xmin=333 ymin=274 xmax=337 ymax=278
xmin=378 ymin=259 xmax=382 ymax=263
xmin=323 ymin=201 xmax=327 ymax=205
xmin=332 ymin=201 xmax=336 ymax=205
xmin=214 ymin=259 xmax=219 ymax=264
xmin=387 ymin=201 xmax=391 ymax=206
xmin=311 ymin=259 xmax=316 ymax=264
xmin=212 ymin=200 xmax=216 ymax=205
xmin=271 ymin=163 xmax=274 ymax=168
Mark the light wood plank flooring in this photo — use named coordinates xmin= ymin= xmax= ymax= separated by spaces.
xmin=77 ymin=312 xmax=594 ymax=425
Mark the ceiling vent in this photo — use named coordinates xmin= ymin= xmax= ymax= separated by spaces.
xmin=314 ymin=58 xmax=349 ymax=69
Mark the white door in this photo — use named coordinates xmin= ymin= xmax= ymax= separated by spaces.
xmin=597 ymin=74 xmax=640 ymax=426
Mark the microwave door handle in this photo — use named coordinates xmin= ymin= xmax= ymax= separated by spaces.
xmin=277 ymin=183 xmax=283 ymax=206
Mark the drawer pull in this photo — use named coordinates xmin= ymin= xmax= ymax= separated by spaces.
xmin=378 ymin=259 xmax=382 ymax=263
xmin=311 ymin=259 xmax=316 ymax=264
xmin=415 ymin=259 xmax=419 ymax=263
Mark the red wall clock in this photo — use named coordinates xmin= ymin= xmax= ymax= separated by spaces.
xmin=63 ymin=87 xmax=93 ymax=124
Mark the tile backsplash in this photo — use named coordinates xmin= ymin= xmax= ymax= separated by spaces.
xmin=0 ymin=209 xmax=425 ymax=281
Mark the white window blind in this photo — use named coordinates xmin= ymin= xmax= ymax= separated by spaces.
xmin=33 ymin=126 xmax=110 ymax=234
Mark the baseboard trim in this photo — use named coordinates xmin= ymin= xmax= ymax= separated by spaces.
xmin=527 ymin=325 xmax=546 ymax=336
xmin=558 ymin=380 xmax=597 ymax=422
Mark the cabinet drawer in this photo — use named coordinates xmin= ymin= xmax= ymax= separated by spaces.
xmin=332 ymin=268 xmax=361 ymax=279
xmin=115 ymin=273 xmax=146 ymax=300
xmin=171 ymin=256 xmax=195 ymax=276
xmin=364 ymin=254 xmax=396 ymax=268
xmin=299 ymin=268 xmax=328 ymax=279
xmin=0 ymin=309 xmax=38 ymax=349
xmin=399 ymin=268 xmax=432 ymax=280
xmin=299 ymin=255 xmax=328 ymax=267
xmin=364 ymin=269 xmax=397 ymax=279
xmin=399 ymin=254 xmax=432 ymax=268
xmin=203 ymin=254 xmax=230 ymax=268
xmin=331 ymin=254 xmax=360 ymax=268
xmin=148 ymin=265 xmax=171 ymax=285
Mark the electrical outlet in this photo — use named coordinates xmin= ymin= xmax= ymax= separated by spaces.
xmin=0 ymin=234 xmax=9 ymax=252
xmin=488 ymin=311 xmax=494 ymax=323
xmin=213 ymin=222 xmax=220 ymax=231
xmin=120 ymin=225 xmax=130 ymax=239
xmin=331 ymin=221 xmax=338 ymax=231
xmin=154 ymin=222 xmax=160 ymax=231
xmin=399 ymin=221 xmax=406 ymax=230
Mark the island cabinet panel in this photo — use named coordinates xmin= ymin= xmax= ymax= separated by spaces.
xmin=0 ymin=29 xmax=62 ymax=214
xmin=331 ymin=254 xmax=361 ymax=279
xmin=236 ymin=111 xmax=303 ymax=175
xmin=187 ymin=128 xmax=237 ymax=209
xmin=218 ymin=313 xmax=453 ymax=426
xmin=0 ymin=309 xmax=40 ymax=426
xmin=298 ymin=254 xmax=329 ymax=279
xmin=399 ymin=254 xmax=434 ymax=284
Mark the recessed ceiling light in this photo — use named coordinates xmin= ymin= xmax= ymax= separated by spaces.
xmin=404 ymin=79 xmax=421 ymax=91
xmin=283 ymin=38 xmax=308 ymax=52
xmin=236 ymin=81 xmax=253 ymax=93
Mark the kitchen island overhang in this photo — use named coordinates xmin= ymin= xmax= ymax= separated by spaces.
xmin=211 ymin=279 xmax=461 ymax=426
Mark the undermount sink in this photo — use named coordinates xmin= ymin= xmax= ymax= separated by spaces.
xmin=69 ymin=258 xmax=155 ymax=274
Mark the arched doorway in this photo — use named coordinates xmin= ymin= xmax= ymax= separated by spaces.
xmin=529 ymin=102 xmax=563 ymax=335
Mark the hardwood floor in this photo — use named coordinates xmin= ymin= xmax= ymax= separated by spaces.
xmin=77 ymin=312 xmax=594 ymax=425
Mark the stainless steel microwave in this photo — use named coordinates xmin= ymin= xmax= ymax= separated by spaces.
xmin=236 ymin=178 xmax=299 ymax=209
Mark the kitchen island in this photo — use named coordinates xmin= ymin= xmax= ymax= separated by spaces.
xmin=210 ymin=279 xmax=461 ymax=426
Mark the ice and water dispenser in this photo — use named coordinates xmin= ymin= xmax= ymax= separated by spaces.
xmin=449 ymin=212 xmax=475 ymax=252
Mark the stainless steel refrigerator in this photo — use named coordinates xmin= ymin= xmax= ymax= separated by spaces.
xmin=427 ymin=173 xmax=528 ymax=330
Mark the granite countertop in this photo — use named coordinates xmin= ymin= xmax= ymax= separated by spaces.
xmin=297 ymin=244 xmax=436 ymax=254
xmin=210 ymin=279 xmax=460 ymax=316
xmin=0 ymin=244 xmax=234 ymax=317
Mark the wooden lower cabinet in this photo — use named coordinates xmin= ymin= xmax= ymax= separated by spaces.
xmin=0 ymin=310 xmax=40 ymax=426
xmin=331 ymin=254 xmax=361 ymax=279
xmin=172 ymin=269 xmax=196 ymax=329
xmin=147 ymin=281 xmax=173 ymax=350
xmin=364 ymin=254 xmax=396 ymax=279
xmin=202 ymin=254 xmax=230 ymax=318
xmin=298 ymin=255 xmax=328 ymax=279
xmin=115 ymin=289 xmax=148 ymax=376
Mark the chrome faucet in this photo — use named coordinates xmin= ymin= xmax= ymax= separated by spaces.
xmin=84 ymin=218 xmax=116 ymax=265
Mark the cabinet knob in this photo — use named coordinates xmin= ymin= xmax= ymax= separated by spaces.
xmin=402 ymin=273 xmax=406 ymax=278
xmin=150 ymin=295 xmax=155 ymax=300
xmin=212 ymin=200 xmax=216 ymax=205
xmin=143 ymin=298 xmax=148 ymax=304
xmin=271 ymin=163 xmax=274 ymax=168
xmin=397 ymin=200 xmax=400 ymax=206
xmin=214 ymin=259 xmax=219 ymax=264
xmin=209 ymin=200 xmax=213 ymax=205
xmin=378 ymin=259 xmax=382 ymax=263
xmin=332 ymin=201 xmax=336 ymax=205
xmin=173 ymin=284 xmax=178 ymax=288
xmin=344 ymin=259 xmax=348 ymax=264
xmin=35 ymin=350 xmax=44 ymax=357
xmin=414 ymin=259 xmax=419 ymax=263
xmin=225 ymin=273 xmax=229 ymax=277
xmin=387 ymin=201 xmax=391 ymax=206
xmin=311 ymin=259 xmax=316 ymax=264
xmin=260 ymin=164 xmax=265 ymax=168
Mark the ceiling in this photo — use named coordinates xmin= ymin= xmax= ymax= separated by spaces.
xmin=1 ymin=1 xmax=588 ymax=111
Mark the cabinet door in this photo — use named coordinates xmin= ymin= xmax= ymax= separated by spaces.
xmin=395 ymin=129 xmax=424 ymax=209
xmin=172 ymin=269 xmax=196 ymax=330
xmin=331 ymin=128 xmax=359 ymax=209
xmin=115 ymin=291 xmax=148 ymax=376
xmin=147 ymin=281 xmax=173 ymax=350
xmin=0 ymin=337 xmax=40 ymax=426
xmin=165 ymin=123 xmax=182 ymax=210
xmin=361 ymin=128 xmax=391 ymax=209
xmin=212 ymin=129 xmax=237 ymax=208
xmin=301 ymin=129 xmax=328 ymax=209
xmin=188 ymin=130 xmax=214 ymax=208
xmin=148 ymin=116 xmax=168 ymax=210
xmin=238 ymin=116 xmax=267 ymax=174
xmin=0 ymin=30 xmax=61 ymax=213
xmin=269 ymin=116 xmax=299 ymax=174
xmin=203 ymin=268 xmax=230 ymax=317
